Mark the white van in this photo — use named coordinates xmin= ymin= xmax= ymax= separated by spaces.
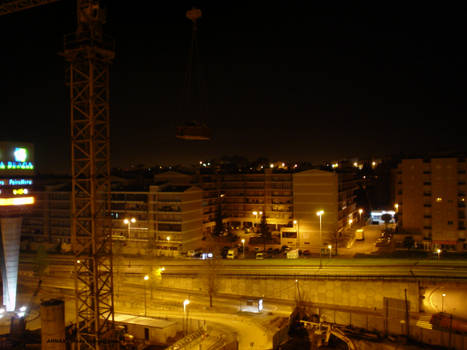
xmin=286 ymin=249 xmax=299 ymax=259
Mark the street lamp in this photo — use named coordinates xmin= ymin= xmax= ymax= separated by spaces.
xmin=241 ymin=238 xmax=245 ymax=258
xmin=143 ymin=275 xmax=149 ymax=316
xmin=183 ymin=299 xmax=190 ymax=335
xmin=358 ymin=209 xmax=363 ymax=223
xmin=328 ymin=244 xmax=332 ymax=258
xmin=295 ymin=279 xmax=301 ymax=301
xmin=252 ymin=211 xmax=262 ymax=229
xmin=442 ymin=293 xmax=446 ymax=312
xmin=293 ymin=219 xmax=300 ymax=248
xmin=124 ymin=217 xmax=136 ymax=239
xmin=167 ymin=236 xmax=171 ymax=242
xmin=348 ymin=218 xmax=353 ymax=227
xmin=394 ymin=203 xmax=399 ymax=212
xmin=316 ymin=210 xmax=324 ymax=268
xmin=436 ymin=248 xmax=441 ymax=260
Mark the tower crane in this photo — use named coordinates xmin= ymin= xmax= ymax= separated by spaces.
xmin=0 ymin=1 xmax=115 ymax=349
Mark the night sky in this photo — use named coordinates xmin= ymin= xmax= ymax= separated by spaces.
xmin=0 ymin=2 xmax=466 ymax=174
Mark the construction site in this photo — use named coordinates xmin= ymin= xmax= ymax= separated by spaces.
xmin=1 ymin=1 xmax=467 ymax=350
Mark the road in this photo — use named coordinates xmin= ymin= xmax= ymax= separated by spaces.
xmin=342 ymin=224 xmax=382 ymax=255
xmin=423 ymin=285 xmax=467 ymax=319
xmin=12 ymin=277 xmax=281 ymax=350
xmin=21 ymin=252 xmax=467 ymax=280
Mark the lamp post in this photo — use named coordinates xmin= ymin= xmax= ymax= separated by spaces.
xmin=442 ymin=293 xmax=446 ymax=312
xmin=316 ymin=210 xmax=324 ymax=268
xmin=183 ymin=299 xmax=190 ymax=335
xmin=394 ymin=203 xmax=399 ymax=213
xmin=143 ymin=275 xmax=149 ymax=316
xmin=436 ymin=248 xmax=441 ymax=260
xmin=252 ymin=211 xmax=262 ymax=230
xmin=358 ymin=209 xmax=363 ymax=224
xmin=241 ymin=238 xmax=245 ymax=258
xmin=328 ymin=244 xmax=332 ymax=258
xmin=293 ymin=219 xmax=300 ymax=248
xmin=124 ymin=217 xmax=136 ymax=239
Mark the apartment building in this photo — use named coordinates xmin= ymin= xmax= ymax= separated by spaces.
xmin=394 ymin=157 xmax=467 ymax=251
xmin=292 ymin=169 xmax=358 ymax=248
xmin=22 ymin=167 xmax=359 ymax=252
xmin=157 ymin=168 xmax=359 ymax=249
xmin=22 ymin=180 xmax=203 ymax=255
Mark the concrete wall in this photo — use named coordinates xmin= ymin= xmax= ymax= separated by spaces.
xmin=156 ymin=274 xmax=421 ymax=313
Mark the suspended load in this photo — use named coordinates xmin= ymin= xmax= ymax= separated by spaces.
xmin=176 ymin=121 xmax=211 ymax=141
xmin=177 ymin=7 xmax=211 ymax=141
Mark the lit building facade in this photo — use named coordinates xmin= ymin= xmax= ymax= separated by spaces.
xmin=0 ymin=142 xmax=35 ymax=312
xmin=292 ymin=169 xmax=358 ymax=248
xmin=22 ymin=181 xmax=203 ymax=256
xmin=23 ymin=168 xmax=359 ymax=252
xmin=394 ymin=157 xmax=467 ymax=251
xmin=159 ymin=168 xmax=359 ymax=249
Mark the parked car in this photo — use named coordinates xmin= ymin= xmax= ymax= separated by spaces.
xmin=375 ymin=237 xmax=390 ymax=247
xmin=187 ymin=248 xmax=202 ymax=257
xmin=302 ymin=250 xmax=310 ymax=256
xmin=256 ymin=252 xmax=264 ymax=260
xmin=227 ymin=247 xmax=238 ymax=259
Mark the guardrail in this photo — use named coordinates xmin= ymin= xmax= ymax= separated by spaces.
xmin=165 ymin=328 xmax=206 ymax=350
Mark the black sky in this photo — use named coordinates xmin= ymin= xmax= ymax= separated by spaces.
xmin=0 ymin=2 xmax=466 ymax=174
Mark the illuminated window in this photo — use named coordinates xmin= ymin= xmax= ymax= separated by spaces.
xmin=436 ymin=197 xmax=442 ymax=202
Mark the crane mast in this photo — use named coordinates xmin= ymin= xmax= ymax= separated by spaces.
xmin=0 ymin=0 xmax=115 ymax=349
xmin=0 ymin=0 xmax=60 ymax=15
xmin=64 ymin=1 xmax=114 ymax=349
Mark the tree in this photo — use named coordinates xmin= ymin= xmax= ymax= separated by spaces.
xmin=33 ymin=244 xmax=49 ymax=278
xmin=381 ymin=213 xmax=393 ymax=230
xmin=327 ymin=231 xmax=343 ymax=256
xmin=259 ymin=211 xmax=271 ymax=251
xmin=204 ymin=259 xmax=220 ymax=307
xmin=403 ymin=236 xmax=415 ymax=250
xmin=31 ymin=245 xmax=49 ymax=303
xmin=113 ymin=241 xmax=124 ymax=299
xmin=213 ymin=196 xmax=224 ymax=236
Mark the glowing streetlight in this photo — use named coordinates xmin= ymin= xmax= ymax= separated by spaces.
xmin=167 ymin=236 xmax=171 ymax=242
xmin=328 ymin=244 xmax=332 ymax=258
xmin=436 ymin=248 xmax=441 ymax=260
xmin=123 ymin=217 xmax=136 ymax=239
xmin=241 ymin=238 xmax=245 ymax=258
xmin=143 ymin=275 xmax=149 ymax=316
xmin=252 ymin=211 xmax=263 ymax=229
xmin=358 ymin=209 xmax=363 ymax=223
xmin=316 ymin=210 xmax=324 ymax=268
xmin=394 ymin=203 xmax=399 ymax=212
xmin=183 ymin=299 xmax=190 ymax=335
xmin=293 ymin=219 xmax=300 ymax=248
xmin=442 ymin=293 xmax=446 ymax=312
xmin=348 ymin=218 xmax=353 ymax=226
